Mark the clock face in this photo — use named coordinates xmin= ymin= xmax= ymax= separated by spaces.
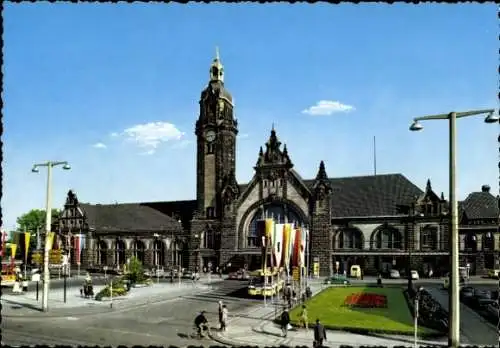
xmin=205 ymin=130 xmax=216 ymax=143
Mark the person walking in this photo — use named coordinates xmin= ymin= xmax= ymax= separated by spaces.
xmin=299 ymin=305 xmax=309 ymax=330
xmin=218 ymin=301 xmax=224 ymax=329
xmin=221 ymin=304 xmax=228 ymax=331
xmin=280 ymin=309 xmax=290 ymax=337
xmin=313 ymin=319 xmax=327 ymax=347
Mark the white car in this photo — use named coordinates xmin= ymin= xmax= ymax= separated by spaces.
xmin=410 ymin=270 xmax=419 ymax=280
xmin=390 ymin=269 xmax=400 ymax=279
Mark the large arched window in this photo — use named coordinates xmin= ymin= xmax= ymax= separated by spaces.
xmin=483 ymin=232 xmax=494 ymax=251
xmin=96 ymin=240 xmax=108 ymax=265
xmin=420 ymin=226 xmax=438 ymax=251
xmin=372 ymin=226 xmax=402 ymax=249
xmin=152 ymin=239 xmax=165 ymax=267
xmin=115 ymin=239 xmax=126 ymax=265
xmin=464 ymin=233 xmax=477 ymax=252
xmin=202 ymin=229 xmax=214 ymax=249
xmin=334 ymin=228 xmax=363 ymax=249
xmin=247 ymin=203 xmax=303 ymax=248
xmin=132 ymin=240 xmax=146 ymax=264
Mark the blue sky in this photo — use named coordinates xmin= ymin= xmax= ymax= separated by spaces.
xmin=3 ymin=3 xmax=498 ymax=230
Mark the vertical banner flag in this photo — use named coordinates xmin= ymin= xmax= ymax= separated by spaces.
xmin=256 ymin=220 xmax=266 ymax=271
xmin=80 ymin=234 xmax=86 ymax=264
xmin=47 ymin=232 xmax=55 ymax=250
xmin=282 ymin=223 xmax=291 ymax=271
xmin=10 ymin=244 xmax=17 ymax=259
xmin=264 ymin=219 xmax=274 ymax=271
xmin=299 ymin=227 xmax=308 ymax=267
xmin=1 ymin=228 xmax=6 ymax=257
xmin=274 ymin=224 xmax=285 ymax=268
xmin=292 ymin=227 xmax=301 ymax=267
xmin=24 ymin=232 xmax=31 ymax=263
xmin=74 ymin=235 xmax=81 ymax=264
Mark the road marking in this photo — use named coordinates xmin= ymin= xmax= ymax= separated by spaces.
xmin=65 ymin=317 xmax=79 ymax=321
xmin=86 ymin=326 xmax=169 ymax=340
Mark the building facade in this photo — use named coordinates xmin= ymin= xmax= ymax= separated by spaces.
xmin=55 ymin=53 xmax=500 ymax=276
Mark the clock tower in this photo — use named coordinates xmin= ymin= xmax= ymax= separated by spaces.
xmin=195 ymin=48 xmax=238 ymax=219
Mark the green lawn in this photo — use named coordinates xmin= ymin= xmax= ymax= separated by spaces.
xmin=290 ymin=286 xmax=431 ymax=335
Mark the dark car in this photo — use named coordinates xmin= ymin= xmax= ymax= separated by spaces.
xmin=459 ymin=286 xmax=475 ymax=303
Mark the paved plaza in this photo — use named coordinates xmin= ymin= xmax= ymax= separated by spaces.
xmin=2 ymin=277 xmax=498 ymax=347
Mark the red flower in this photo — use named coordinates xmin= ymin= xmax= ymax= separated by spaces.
xmin=344 ymin=292 xmax=387 ymax=308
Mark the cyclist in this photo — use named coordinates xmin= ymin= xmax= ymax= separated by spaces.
xmin=194 ymin=310 xmax=209 ymax=337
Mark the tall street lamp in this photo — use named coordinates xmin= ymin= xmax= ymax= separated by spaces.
xmin=31 ymin=161 xmax=71 ymax=312
xmin=409 ymin=108 xmax=498 ymax=348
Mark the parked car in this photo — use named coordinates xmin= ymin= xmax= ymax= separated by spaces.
xmin=487 ymin=269 xmax=500 ymax=279
xmin=486 ymin=301 xmax=499 ymax=318
xmin=459 ymin=286 xmax=475 ymax=302
xmin=390 ymin=269 xmax=400 ymax=279
xmin=324 ymin=274 xmax=350 ymax=285
xmin=228 ymin=269 xmax=249 ymax=280
xmin=410 ymin=270 xmax=419 ymax=280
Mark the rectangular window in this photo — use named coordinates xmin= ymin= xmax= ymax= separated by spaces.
xmin=206 ymin=143 xmax=215 ymax=154
xmin=206 ymin=207 xmax=215 ymax=219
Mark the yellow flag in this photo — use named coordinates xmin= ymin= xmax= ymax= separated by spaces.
xmin=264 ymin=219 xmax=274 ymax=239
xmin=10 ymin=244 xmax=17 ymax=259
xmin=24 ymin=232 xmax=31 ymax=262
xmin=47 ymin=232 xmax=55 ymax=250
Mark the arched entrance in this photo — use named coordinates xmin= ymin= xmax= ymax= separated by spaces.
xmin=96 ymin=239 xmax=107 ymax=266
xmin=115 ymin=239 xmax=126 ymax=266
xmin=244 ymin=202 xmax=306 ymax=270
xmin=152 ymin=239 xmax=165 ymax=267
xmin=132 ymin=240 xmax=146 ymax=264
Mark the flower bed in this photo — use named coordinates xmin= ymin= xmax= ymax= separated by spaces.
xmin=344 ymin=292 xmax=388 ymax=308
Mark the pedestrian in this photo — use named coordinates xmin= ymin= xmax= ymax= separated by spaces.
xmin=218 ymin=300 xmax=224 ymax=329
xmin=300 ymin=305 xmax=308 ymax=330
xmin=313 ymin=319 xmax=327 ymax=347
xmin=280 ymin=309 xmax=290 ymax=337
xmin=221 ymin=304 xmax=228 ymax=331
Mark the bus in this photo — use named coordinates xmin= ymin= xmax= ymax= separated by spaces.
xmin=247 ymin=268 xmax=285 ymax=297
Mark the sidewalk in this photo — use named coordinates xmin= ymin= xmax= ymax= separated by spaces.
xmin=424 ymin=287 xmax=498 ymax=345
xmin=210 ymin=280 xmax=448 ymax=347
xmin=2 ymin=280 xmax=213 ymax=318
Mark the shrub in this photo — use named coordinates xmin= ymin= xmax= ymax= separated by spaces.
xmin=94 ymin=277 xmax=129 ymax=301
xmin=126 ymin=256 xmax=146 ymax=284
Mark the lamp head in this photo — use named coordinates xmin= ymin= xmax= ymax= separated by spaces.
xmin=31 ymin=166 xmax=39 ymax=173
xmin=409 ymin=121 xmax=424 ymax=132
xmin=62 ymin=164 xmax=71 ymax=170
xmin=484 ymin=111 xmax=499 ymax=124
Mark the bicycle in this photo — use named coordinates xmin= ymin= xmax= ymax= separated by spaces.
xmin=190 ymin=324 xmax=211 ymax=339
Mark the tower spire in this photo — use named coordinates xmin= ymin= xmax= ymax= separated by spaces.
xmin=210 ymin=47 xmax=224 ymax=83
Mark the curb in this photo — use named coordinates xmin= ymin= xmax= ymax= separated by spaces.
xmin=2 ymin=285 xmax=212 ymax=319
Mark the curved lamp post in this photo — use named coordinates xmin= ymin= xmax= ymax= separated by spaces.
xmin=31 ymin=161 xmax=71 ymax=312
xmin=409 ymin=109 xmax=498 ymax=348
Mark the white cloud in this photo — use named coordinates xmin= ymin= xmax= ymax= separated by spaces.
xmin=170 ymin=139 xmax=192 ymax=149
xmin=302 ymin=100 xmax=355 ymax=116
xmin=238 ymin=133 xmax=249 ymax=139
xmin=110 ymin=132 xmax=119 ymax=137
xmin=92 ymin=142 xmax=107 ymax=149
xmin=120 ymin=121 xmax=185 ymax=154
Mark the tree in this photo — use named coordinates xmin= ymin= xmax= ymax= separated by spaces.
xmin=15 ymin=208 xmax=60 ymax=255
xmin=127 ymin=256 xmax=145 ymax=284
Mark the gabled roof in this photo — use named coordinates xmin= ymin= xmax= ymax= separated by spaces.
xmin=304 ymin=173 xmax=423 ymax=217
xmin=80 ymin=203 xmax=183 ymax=233
xmin=460 ymin=190 xmax=499 ymax=220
